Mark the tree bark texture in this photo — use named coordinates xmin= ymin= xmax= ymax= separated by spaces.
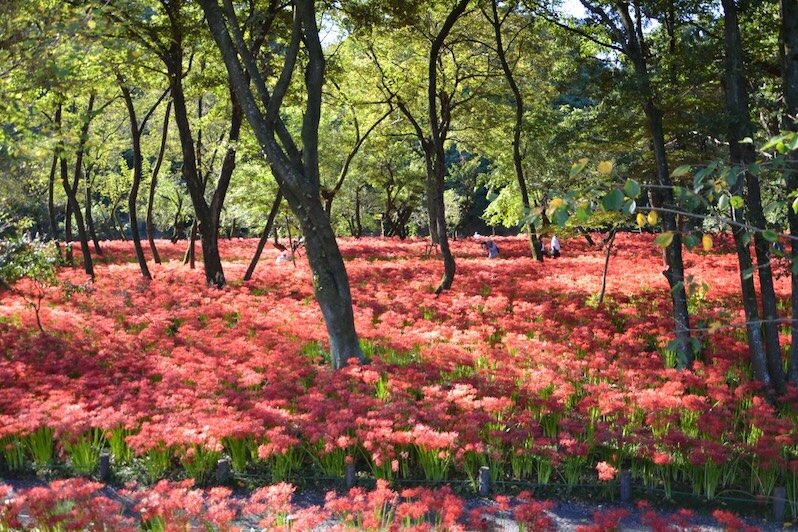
xmin=199 ymin=0 xmax=364 ymax=368
xmin=722 ymin=0 xmax=785 ymax=393
xmin=487 ymin=0 xmax=543 ymax=261
xmin=615 ymin=0 xmax=693 ymax=368
xmin=147 ymin=99 xmax=172 ymax=265
xmin=244 ymin=189 xmax=283 ymax=281
xmin=119 ymin=82 xmax=153 ymax=281
xmin=781 ymin=0 xmax=798 ymax=384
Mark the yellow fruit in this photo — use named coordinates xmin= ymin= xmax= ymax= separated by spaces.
xmin=597 ymin=160 xmax=614 ymax=175
xmin=636 ymin=213 xmax=646 ymax=227
xmin=647 ymin=211 xmax=658 ymax=225
xmin=702 ymin=234 xmax=713 ymax=251
xmin=550 ymin=197 xmax=564 ymax=210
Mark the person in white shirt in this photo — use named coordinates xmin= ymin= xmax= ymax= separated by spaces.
xmin=550 ymin=235 xmax=561 ymax=258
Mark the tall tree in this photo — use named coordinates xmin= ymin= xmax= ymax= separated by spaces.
xmin=780 ymin=0 xmax=798 ymax=385
xmin=199 ymin=0 xmax=364 ymax=369
xmin=483 ymin=0 xmax=544 ymax=260
xmin=542 ymin=0 xmax=695 ymax=367
xmin=721 ymin=0 xmax=786 ymax=393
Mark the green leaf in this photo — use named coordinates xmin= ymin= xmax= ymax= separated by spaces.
xmin=486 ymin=189 xmax=498 ymax=202
xmin=622 ymin=199 xmax=636 ymax=215
xmin=574 ymin=205 xmax=591 ymax=223
xmin=739 ymin=137 xmax=754 ymax=144
xmin=623 ymin=179 xmax=641 ymax=198
xmin=792 ymin=260 xmax=798 ymax=275
xmin=683 ymin=233 xmax=699 ymax=249
xmin=601 ymin=189 xmax=624 ymax=211
xmin=742 ymin=267 xmax=754 ymax=280
xmin=655 ymin=232 xmax=674 ymax=248
xmin=569 ymin=158 xmax=589 ymax=179
xmin=762 ymin=229 xmax=779 ymax=242
xmin=760 ymin=133 xmax=788 ymax=152
xmin=717 ymin=195 xmax=729 ymax=210
xmin=552 ymin=207 xmax=570 ymax=226
xmin=792 ymin=196 xmax=798 ymax=214
xmin=747 ymin=163 xmax=761 ymax=176
xmin=730 ymin=196 xmax=744 ymax=209
xmin=671 ymin=165 xmax=691 ymax=177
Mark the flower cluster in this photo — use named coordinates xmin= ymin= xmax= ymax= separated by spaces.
xmin=0 ymin=235 xmax=795 ymax=518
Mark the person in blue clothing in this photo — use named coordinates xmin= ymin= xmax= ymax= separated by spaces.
xmin=482 ymin=239 xmax=500 ymax=259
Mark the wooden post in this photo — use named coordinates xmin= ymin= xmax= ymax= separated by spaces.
xmin=345 ymin=462 xmax=356 ymax=489
xmin=620 ymin=469 xmax=632 ymax=502
xmin=479 ymin=466 xmax=490 ymax=496
xmin=216 ymin=458 xmax=231 ymax=484
xmin=98 ymin=451 xmax=110 ymax=481
xmin=773 ymin=486 xmax=786 ymax=524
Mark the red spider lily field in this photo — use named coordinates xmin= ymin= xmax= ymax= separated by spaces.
xmin=1 ymin=234 xmax=797 ymax=530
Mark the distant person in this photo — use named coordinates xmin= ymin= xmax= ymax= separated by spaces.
xmin=550 ymin=235 xmax=561 ymax=258
xmin=481 ymin=239 xmax=500 ymax=259
xmin=536 ymin=235 xmax=546 ymax=256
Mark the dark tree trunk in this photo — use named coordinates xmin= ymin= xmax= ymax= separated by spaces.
xmin=47 ymin=152 xmax=58 ymax=241
xmin=732 ymin=223 xmax=771 ymax=387
xmin=60 ymin=156 xmax=94 ymax=280
xmin=598 ymin=228 xmax=617 ymax=305
xmin=200 ymin=0 xmax=364 ymax=369
xmin=616 ymin=1 xmax=693 ymax=368
xmin=110 ymin=197 xmax=126 ymax=241
xmin=244 ymin=189 xmax=283 ymax=281
xmin=119 ymin=82 xmax=153 ymax=281
xmin=722 ymin=0 xmax=785 ymax=393
xmin=354 ymin=185 xmax=363 ymax=238
xmin=167 ymin=43 xmax=225 ymax=287
xmin=781 ymin=0 xmax=798 ymax=384
xmin=184 ymin=220 xmax=197 ymax=268
xmin=84 ymin=164 xmax=102 ymax=256
xmin=427 ymin=0 xmax=470 ymax=294
xmin=57 ymin=99 xmax=95 ymax=278
xmin=486 ymin=0 xmax=543 ymax=261
xmin=147 ymin=99 xmax=172 ymax=265
xmin=204 ymin=86 xmax=244 ymax=287
xmin=62 ymin=157 xmax=73 ymax=264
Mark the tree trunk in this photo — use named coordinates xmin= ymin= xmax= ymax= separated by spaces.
xmin=722 ymin=0 xmax=785 ymax=393
xmin=184 ymin=220 xmax=197 ymax=268
xmin=56 ymin=100 xmax=95 ymax=277
xmin=60 ymin=154 xmax=94 ymax=280
xmin=427 ymin=0 xmax=470 ymax=294
xmin=781 ymin=0 xmax=798 ymax=384
xmin=62 ymin=157 xmax=73 ymax=264
xmin=244 ymin=189 xmax=282 ymax=281
xmin=204 ymin=87 xmax=243 ymax=287
xmin=84 ymin=164 xmax=102 ymax=255
xmin=147 ymin=99 xmax=172 ymax=265
xmin=616 ymin=1 xmax=693 ymax=368
xmin=119 ymin=82 xmax=152 ymax=281
xmin=110 ymin=197 xmax=126 ymax=241
xmin=354 ymin=185 xmax=363 ymax=238
xmin=287 ymin=186 xmax=362 ymax=369
xmin=487 ymin=0 xmax=543 ymax=261
xmin=47 ymin=152 xmax=58 ymax=240
xmin=199 ymin=0 xmax=364 ymax=368
xmin=732 ymin=223 xmax=772 ymax=387
xmin=598 ymin=228 xmax=617 ymax=305
xmin=168 ymin=46 xmax=225 ymax=286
